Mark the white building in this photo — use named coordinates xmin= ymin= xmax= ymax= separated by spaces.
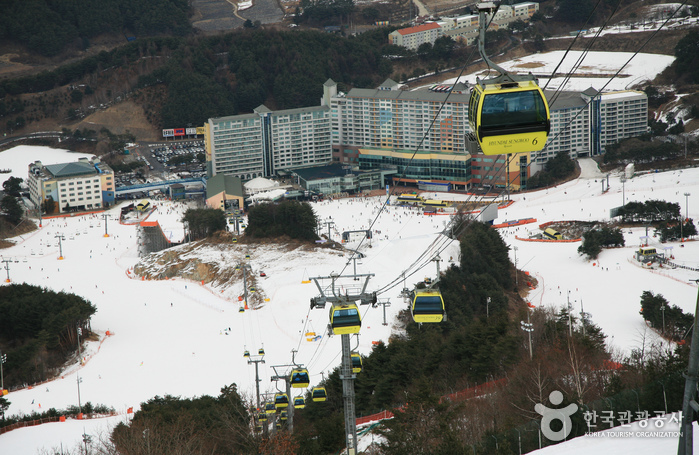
xmin=388 ymin=22 xmax=443 ymax=51
xmin=537 ymin=88 xmax=648 ymax=167
xmin=323 ymin=78 xmax=470 ymax=157
xmin=205 ymin=104 xmax=332 ymax=180
xmin=27 ymin=157 xmax=115 ymax=214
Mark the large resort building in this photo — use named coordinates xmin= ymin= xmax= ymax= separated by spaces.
xmin=27 ymin=157 xmax=115 ymax=214
xmin=204 ymin=104 xmax=332 ymax=180
xmin=203 ymin=78 xmax=648 ymax=194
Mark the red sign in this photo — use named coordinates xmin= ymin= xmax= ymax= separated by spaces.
xmin=174 ymin=128 xmax=185 ymax=136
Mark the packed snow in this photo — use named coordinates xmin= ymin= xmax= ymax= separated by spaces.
xmin=2 ymin=150 xmax=699 ymax=452
xmin=441 ymin=50 xmax=675 ymax=92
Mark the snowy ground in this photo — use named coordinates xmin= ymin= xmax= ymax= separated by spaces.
xmin=2 ymin=146 xmax=699 ymax=453
xmin=437 ymin=50 xmax=675 ymax=92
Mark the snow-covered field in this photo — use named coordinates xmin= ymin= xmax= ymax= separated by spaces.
xmin=440 ymin=50 xmax=676 ymax=92
xmin=2 ymin=145 xmax=699 ymax=453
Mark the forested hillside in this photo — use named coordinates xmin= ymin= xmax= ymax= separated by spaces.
xmin=0 ymin=28 xmax=440 ymax=134
xmin=0 ymin=284 xmax=96 ymax=387
xmin=0 ymin=0 xmax=191 ymax=57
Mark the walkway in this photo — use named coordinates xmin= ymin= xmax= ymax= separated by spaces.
xmin=578 ymin=157 xmax=607 ymax=180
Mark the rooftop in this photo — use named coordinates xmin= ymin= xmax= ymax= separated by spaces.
xmin=206 ymin=173 xmax=244 ymax=199
xmin=395 ymin=22 xmax=441 ymax=36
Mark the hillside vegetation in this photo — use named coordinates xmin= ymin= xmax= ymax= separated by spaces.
xmin=0 ymin=0 xmax=191 ymax=57
xmin=0 ymin=284 xmax=96 ymax=387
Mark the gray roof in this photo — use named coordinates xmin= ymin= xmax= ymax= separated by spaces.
xmin=254 ymin=104 xmax=272 ymax=114
xmin=271 ymin=105 xmax=329 ymax=116
xmin=452 ymin=82 xmax=469 ymax=93
xmin=210 ymin=105 xmax=328 ymax=124
xmin=582 ymin=87 xmax=599 ymax=97
xmin=379 ymin=78 xmax=400 ymax=89
xmin=211 ymin=112 xmax=259 ymax=123
xmin=546 ymin=90 xmax=586 ymax=110
xmin=324 ymin=78 xmax=336 ymax=87
xmin=44 ymin=161 xmax=96 ymax=178
xmin=346 ymin=87 xmax=471 ymax=103
xmin=206 ymin=173 xmax=244 ymax=199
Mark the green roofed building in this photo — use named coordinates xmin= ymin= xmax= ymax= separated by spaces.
xmin=206 ymin=173 xmax=244 ymax=212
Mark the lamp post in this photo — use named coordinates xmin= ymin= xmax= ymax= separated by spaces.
xmin=1 ymin=350 xmax=6 ymax=391
xmin=514 ymin=246 xmax=518 ymax=288
xmin=76 ymin=325 xmax=83 ymax=416
xmin=1 ymin=258 xmax=10 ymax=283
xmin=683 ymin=193 xmax=691 ymax=241
xmin=620 ymin=176 xmax=626 ymax=206
xmin=82 ymin=430 xmax=91 ymax=455
xmin=520 ymin=310 xmax=533 ymax=360
xmin=661 ymin=302 xmax=666 ymax=335
xmin=101 ymin=214 xmax=111 ymax=238
xmin=55 ymin=234 xmax=65 ymax=260
xmin=77 ymin=375 xmax=83 ymax=416
xmin=567 ymin=290 xmax=573 ymax=337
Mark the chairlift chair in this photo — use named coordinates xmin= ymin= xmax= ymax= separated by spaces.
xmin=289 ymin=368 xmax=310 ymax=388
xmin=311 ymin=387 xmax=327 ymax=402
xmin=274 ymin=393 xmax=289 ymax=409
xmin=411 ymin=289 xmax=446 ymax=323
xmin=329 ymin=303 xmax=361 ymax=335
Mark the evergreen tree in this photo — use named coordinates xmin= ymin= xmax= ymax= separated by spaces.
xmin=1 ymin=195 xmax=23 ymax=225
xmin=183 ymin=208 xmax=227 ymax=240
xmin=2 ymin=177 xmax=22 ymax=197
xmin=245 ymin=201 xmax=319 ymax=241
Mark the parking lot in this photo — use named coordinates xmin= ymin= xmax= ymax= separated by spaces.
xmin=114 ymin=140 xmax=208 ymax=200
xmin=146 ymin=140 xmax=207 ymax=179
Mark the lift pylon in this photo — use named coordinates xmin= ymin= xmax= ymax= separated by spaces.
xmin=309 ymin=272 xmax=375 ymax=455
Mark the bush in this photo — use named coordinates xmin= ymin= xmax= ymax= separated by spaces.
xmin=183 ymin=208 xmax=227 ymax=240
xmin=245 ymin=201 xmax=319 ymax=241
xmin=578 ymin=225 xmax=625 ymax=259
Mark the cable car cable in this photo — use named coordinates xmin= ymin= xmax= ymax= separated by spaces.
xmin=371 ymin=1 xmax=688 ymax=313
xmin=538 ymin=0 xmax=687 ymax=158
xmin=547 ymin=0 xmax=623 ymax=107
xmin=541 ymin=0 xmax=605 ymax=92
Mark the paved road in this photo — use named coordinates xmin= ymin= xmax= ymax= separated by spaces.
xmin=191 ymin=0 xmax=283 ymax=31
xmin=239 ymin=0 xmax=283 ymax=25
xmin=412 ymin=0 xmax=431 ymax=17
xmin=0 ymin=132 xmax=64 ymax=149
xmin=191 ymin=0 xmax=245 ymax=31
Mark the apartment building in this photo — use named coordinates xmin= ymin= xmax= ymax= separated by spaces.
xmin=536 ymin=88 xmax=648 ymax=167
xmin=27 ymin=157 xmax=115 ymax=214
xmin=327 ymin=79 xmax=648 ymax=189
xmin=388 ymin=23 xmax=442 ymax=51
xmin=323 ymin=79 xmax=470 ymax=163
xmin=205 ymin=104 xmax=332 ymax=180
xmin=394 ymin=2 xmax=540 ymax=47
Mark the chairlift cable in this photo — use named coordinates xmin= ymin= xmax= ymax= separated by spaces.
xmin=548 ymin=0 xmax=623 ymax=107
xmin=542 ymin=0 xmax=605 ymax=92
